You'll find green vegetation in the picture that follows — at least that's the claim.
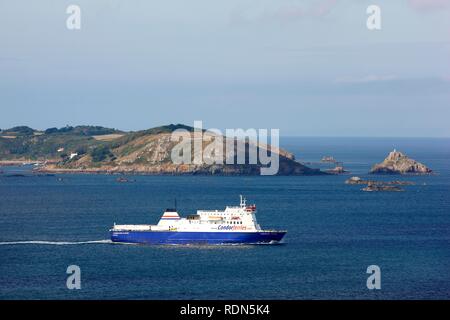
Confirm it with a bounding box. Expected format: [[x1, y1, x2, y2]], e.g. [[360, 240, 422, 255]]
[[0, 124, 191, 161], [44, 125, 122, 136], [0, 126, 37, 136], [0, 125, 121, 160], [110, 124, 194, 148], [90, 145, 114, 162]]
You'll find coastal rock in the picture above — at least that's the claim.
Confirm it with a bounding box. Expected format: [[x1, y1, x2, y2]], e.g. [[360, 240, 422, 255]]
[[346, 176, 415, 192], [370, 150, 432, 175], [321, 156, 337, 163], [345, 176, 365, 184], [345, 176, 415, 186], [326, 165, 348, 175], [362, 182, 404, 192]]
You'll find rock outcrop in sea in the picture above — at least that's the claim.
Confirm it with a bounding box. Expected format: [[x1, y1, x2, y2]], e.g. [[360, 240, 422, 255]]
[[345, 176, 414, 186], [370, 150, 432, 175], [326, 165, 348, 175], [362, 183, 404, 192], [345, 176, 415, 192]]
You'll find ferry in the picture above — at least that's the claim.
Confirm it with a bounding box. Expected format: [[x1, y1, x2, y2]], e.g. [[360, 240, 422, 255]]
[[110, 196, 286, 245]]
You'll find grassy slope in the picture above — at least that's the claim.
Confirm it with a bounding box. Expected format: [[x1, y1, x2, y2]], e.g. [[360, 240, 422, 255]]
[[0, 124, 193, 161], [0, 125, 123, 160]]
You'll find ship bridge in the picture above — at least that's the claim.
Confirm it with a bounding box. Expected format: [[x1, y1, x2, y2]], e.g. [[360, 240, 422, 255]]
[[192, 195, 260, 231]]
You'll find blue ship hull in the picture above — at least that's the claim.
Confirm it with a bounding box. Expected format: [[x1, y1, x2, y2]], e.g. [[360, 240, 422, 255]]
[[110, 230, 286, 245]]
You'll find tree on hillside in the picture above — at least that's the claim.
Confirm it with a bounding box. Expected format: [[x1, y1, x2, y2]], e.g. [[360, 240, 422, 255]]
[[90, 145, 113, 162]]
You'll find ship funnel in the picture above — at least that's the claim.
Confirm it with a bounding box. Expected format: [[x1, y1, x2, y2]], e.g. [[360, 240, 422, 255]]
[[161, 208, 180, 220]]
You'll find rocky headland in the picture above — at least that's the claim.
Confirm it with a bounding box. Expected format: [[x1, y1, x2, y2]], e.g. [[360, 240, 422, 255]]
[[1, 124, 326, 176]]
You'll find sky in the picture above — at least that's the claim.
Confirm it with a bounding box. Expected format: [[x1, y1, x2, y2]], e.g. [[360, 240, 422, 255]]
[[0, 0, 449, 137]]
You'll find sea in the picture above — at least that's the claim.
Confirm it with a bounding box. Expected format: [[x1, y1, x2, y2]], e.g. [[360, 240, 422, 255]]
[[0, 137, 449, 299]]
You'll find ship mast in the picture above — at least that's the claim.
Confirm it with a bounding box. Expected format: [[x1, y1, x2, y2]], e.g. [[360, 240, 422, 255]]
[[240, 194, 246, 207]]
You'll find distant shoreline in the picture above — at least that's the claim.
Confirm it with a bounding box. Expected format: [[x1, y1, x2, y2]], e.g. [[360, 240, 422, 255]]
[[0, 161, 326, 176], [0, 160, 41, 166], [0, 160, 57, 166], [33, 167, 327, 176]]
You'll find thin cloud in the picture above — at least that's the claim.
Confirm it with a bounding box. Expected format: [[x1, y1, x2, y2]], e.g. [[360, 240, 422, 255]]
[[230, 0, 339, 25], [407, 0, 450, 12], [334, 75, 398, 84], [312, 0, 338, 17]]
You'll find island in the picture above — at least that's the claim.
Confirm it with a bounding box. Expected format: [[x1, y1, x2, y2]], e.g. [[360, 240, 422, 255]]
[[0, 124, 326, 176], [370, 149, 432, 175]]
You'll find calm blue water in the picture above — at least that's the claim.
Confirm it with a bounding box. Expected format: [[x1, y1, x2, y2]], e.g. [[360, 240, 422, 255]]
[[0, 137, 449, 299]]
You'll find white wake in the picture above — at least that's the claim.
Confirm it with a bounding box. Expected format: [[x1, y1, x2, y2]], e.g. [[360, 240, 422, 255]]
[[0, 239, 112, 246]]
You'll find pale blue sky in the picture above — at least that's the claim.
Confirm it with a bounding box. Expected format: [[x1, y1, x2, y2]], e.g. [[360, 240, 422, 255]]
[[1, 0, 449, 136]]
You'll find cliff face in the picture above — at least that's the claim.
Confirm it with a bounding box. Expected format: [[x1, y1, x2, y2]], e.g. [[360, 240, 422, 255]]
[[39, 126, 325, 176], [370, 150, 432, 174]]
